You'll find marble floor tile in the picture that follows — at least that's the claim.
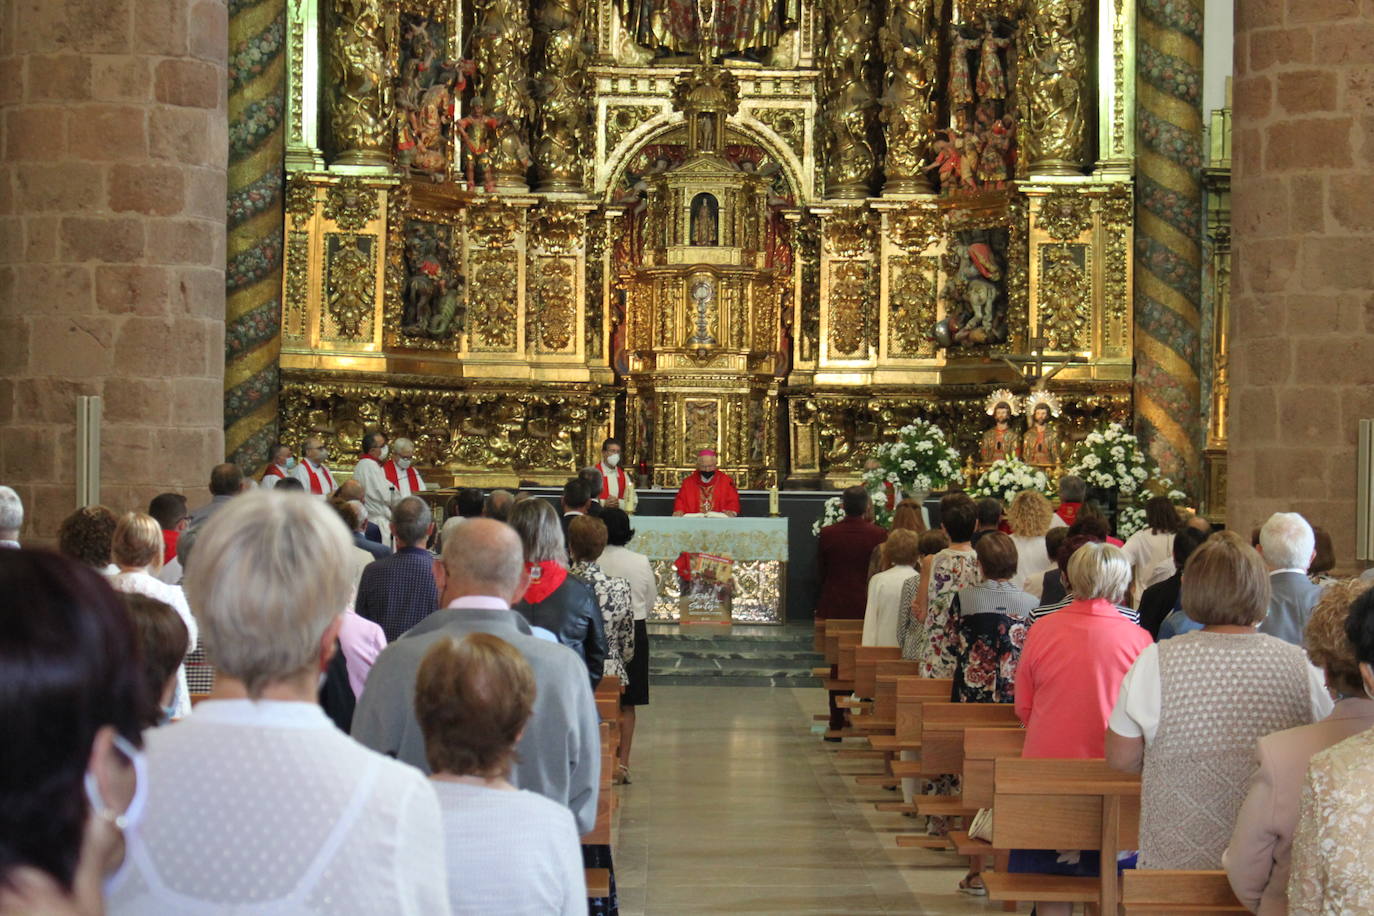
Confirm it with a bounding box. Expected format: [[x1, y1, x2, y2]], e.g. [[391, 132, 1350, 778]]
[[611, 685, 997, 915]]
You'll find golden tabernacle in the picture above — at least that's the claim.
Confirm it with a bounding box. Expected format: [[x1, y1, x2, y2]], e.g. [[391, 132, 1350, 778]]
[[274, 0, 1230, 507]]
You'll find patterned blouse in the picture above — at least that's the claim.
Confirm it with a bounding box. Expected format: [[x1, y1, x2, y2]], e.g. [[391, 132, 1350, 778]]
[[1289, 726, 1374, 913], [911, 547, 981, 678], [570, 560, 634, 684]]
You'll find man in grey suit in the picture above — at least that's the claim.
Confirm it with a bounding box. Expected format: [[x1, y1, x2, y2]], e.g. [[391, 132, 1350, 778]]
[[1257, 511, 1321, 646], [352, 518, 601, 833]]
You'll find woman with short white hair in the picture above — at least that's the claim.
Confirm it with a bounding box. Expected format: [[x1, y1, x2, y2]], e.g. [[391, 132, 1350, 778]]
[[1008, 542, 1153, 915], [107, 511, 198, 719], [106, 491, 450, 915]]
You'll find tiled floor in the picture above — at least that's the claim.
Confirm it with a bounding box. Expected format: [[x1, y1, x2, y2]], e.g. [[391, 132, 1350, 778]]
[[613, 686, 998, 915]]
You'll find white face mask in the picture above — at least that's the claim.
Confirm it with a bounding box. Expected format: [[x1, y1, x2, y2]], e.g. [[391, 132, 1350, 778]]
[[282, 457, 296, 470], [378, 445, 389, 461], [396, 457, 412, 470], [85, 732, 148, 894], [605, 452, 621, 467]]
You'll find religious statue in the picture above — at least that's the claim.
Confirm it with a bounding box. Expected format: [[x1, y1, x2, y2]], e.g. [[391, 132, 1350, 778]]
[[456, 101, 500, 192], [327, 0, 389, 165], [980, 389, 1020, 464], [976, 24, 1013, 100], [691, 194, 719, 246], [1020, 389, 1064, 468], [1023, 0, 1088, 173], [532, 0, 585, 191], [820, 0, 877, 197], [401, 222, 464, 339], [394, 16, 475, 180], [948, 26, 982, 110], [620, 0, 800, 60], [472, 0, 533, 185], [976, 113, 1016, 186]]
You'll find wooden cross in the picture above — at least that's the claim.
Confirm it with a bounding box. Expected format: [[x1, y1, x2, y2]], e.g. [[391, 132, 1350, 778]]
[[999, 335, 1086, 386]]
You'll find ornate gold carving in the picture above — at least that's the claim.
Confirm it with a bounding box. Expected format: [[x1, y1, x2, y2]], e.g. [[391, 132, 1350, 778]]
[[750, 107, 806, 158], [1112, 0, 1125, 156], [323, 178, 379, 231], [889, 204, 942, 253], [1103, 186, 1132, 353], [532, 0, 586, 191], [606, 105, 661, 153], [684, 400, 719, 452], [327, 0, 389, 165], [878, 0, 936, 192], [472, 0, 533, 185], [469, 200, 520, 246], [1021, 0, 1088, 174], [531, 204, 584, 255], [828, 261, 868, 356], [888, 254, 937, 357], [284, 230, 311, 339], [586, 217, 605, 360], [1037, 189, 1093, 241], [286, 174, 316, 229], [531, 258, 576, 351], [820, 0, 877, 196], [324, 233, 376, 339], [289, 1, 305, 145], [1039, 243, 1091, 351], [469, 249, 520, 350], [824, 208, 874, 259]]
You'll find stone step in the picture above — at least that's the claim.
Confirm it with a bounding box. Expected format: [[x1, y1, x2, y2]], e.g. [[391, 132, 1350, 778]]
[[645, 624, 823, 687]]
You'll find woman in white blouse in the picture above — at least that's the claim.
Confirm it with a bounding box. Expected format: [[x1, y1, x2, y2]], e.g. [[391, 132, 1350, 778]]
[[418, 632, 586, 915], [1006, 491, 1059, 598], [107, 512, 199, 719], [862, 528, 919, 646], [106, 491, 450, 916], [1120, 496, 1181, 597]]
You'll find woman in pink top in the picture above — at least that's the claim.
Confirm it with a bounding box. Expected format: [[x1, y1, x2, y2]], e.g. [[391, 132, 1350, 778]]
[[1010, 542, 1152, 915]]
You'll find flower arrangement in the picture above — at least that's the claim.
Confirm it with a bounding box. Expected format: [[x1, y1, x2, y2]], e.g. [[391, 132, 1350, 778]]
[[811, 496, 845, 537], [1064, 422, 1189, 538], [861, 418, 964, 502], [967, 456, 1054, 505]]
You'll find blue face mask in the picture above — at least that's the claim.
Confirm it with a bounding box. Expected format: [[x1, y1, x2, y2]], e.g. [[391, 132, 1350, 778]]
[[283, 457, 297, 471]]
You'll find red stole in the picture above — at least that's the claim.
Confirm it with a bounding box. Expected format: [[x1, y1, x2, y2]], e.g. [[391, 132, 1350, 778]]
[[673, 471, 740, 515], [384, 459, 420, 492], [521, 560, 567, 604], [1056, 501, 1081, 526], [302, 460, 334, 495], [599, 464, 627, 500], [263, 464, 286, 480]]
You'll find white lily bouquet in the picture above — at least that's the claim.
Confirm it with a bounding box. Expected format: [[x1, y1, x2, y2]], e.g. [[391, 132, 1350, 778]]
[[968, 456, 1053, 504]]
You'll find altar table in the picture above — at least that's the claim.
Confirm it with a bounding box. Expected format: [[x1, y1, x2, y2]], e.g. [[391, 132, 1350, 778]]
[[630, 517, 789, 624]]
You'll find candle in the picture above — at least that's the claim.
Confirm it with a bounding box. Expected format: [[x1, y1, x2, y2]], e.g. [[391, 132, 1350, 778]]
[[769, 485, 779, 517]]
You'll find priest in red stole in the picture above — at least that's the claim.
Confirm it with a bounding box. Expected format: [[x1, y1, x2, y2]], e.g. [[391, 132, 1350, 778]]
[[672, 449, 740, 517]]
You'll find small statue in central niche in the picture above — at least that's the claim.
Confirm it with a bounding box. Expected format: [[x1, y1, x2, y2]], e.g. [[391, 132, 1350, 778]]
[[691, 193, 719, 245]]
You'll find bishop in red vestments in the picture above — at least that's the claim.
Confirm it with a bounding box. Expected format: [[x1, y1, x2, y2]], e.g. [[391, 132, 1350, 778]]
[[672, 449, 740, 517]]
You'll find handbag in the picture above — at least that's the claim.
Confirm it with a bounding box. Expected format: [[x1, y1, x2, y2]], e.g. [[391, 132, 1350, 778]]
[[968, 807, 994, 843]]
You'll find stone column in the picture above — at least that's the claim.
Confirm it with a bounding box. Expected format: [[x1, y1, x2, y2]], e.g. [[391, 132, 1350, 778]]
[[1229, 2, 1374, 567], [1133, 0, 1203, 491], [0, 0, 228, 541]]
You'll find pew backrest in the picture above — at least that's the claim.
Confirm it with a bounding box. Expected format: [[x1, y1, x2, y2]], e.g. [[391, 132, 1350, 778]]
[[1121, 870, 1248, 914], [853, 646, 902, 696], [962, 727, 1026, 809], [893, 677, 955, 743], [917, 702, 1022, 775]]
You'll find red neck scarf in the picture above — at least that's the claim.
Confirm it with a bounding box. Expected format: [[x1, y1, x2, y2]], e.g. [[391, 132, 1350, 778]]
[[599, 463, 627, 500], [302, 460, 333, 495], [384, 459, 420, 492], [521, 560, 567, 604]]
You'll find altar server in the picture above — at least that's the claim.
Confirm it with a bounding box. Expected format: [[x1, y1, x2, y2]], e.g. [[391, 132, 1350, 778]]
[[597, 437, 637, 513], [290, 435, 336, 495], [672, 449, 740, 517]]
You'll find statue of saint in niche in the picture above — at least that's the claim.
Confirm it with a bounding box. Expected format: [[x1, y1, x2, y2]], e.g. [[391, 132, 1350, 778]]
[[1020, 390, 1063, 468], [980, 390, 1020, 465], [691, 193, 719, 246], [621, 0, 801, 60]]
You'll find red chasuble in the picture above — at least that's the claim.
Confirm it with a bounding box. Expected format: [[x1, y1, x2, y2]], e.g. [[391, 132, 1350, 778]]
[[673, 470, 741, 515]]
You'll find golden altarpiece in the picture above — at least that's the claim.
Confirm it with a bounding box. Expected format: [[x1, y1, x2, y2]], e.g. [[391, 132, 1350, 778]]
[[276, 0, 1171, 489]]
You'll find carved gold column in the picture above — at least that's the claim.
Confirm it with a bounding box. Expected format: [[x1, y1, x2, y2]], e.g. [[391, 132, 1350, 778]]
[[532, 0, 586, 192], [327, 0, 390, 168], [1021, 0, 1088, 175], [820, 0, 877, 198], [474, 0, 534, 190], [879, 0, 936, 194]]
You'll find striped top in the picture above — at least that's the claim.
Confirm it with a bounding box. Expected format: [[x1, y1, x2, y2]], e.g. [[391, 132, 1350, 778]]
[[1029, 591, 1140, 626]]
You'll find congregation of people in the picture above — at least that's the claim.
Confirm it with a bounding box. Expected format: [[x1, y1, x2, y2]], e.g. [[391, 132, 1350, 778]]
[[821, 475, 1374, 911], [0, 433, 656, 915]]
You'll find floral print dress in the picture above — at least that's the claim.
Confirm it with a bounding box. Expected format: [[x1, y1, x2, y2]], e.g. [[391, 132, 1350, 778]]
[[914, 547, 980, 678], [570, 560, 635, 683]]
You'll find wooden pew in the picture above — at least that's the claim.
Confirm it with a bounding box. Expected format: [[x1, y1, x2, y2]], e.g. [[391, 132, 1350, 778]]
[[581, 721, 616, 901], [910, 703, 1021, 821], [982, 758, 1141, 909], [869, 675, 953, 756], [946, 727, 1025, 908], [1121, 871, 1247, 914], [822, 621, 865, 738], [853, 646, 902, 699]]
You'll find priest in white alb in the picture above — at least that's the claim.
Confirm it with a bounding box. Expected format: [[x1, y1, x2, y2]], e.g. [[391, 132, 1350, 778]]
[[596, 437, 637, 513], [351, 431, 395, 544], [289, 436, 336, 495], [382, 437, 427, 505]]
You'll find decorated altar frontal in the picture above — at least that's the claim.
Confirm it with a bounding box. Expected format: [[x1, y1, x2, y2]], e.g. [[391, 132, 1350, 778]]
[[631, 517, 789, 624]]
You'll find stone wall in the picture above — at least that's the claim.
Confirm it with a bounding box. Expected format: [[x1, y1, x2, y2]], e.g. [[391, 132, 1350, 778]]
[[1229, 0, 1374, 568], [0, 0, 228, 541]]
